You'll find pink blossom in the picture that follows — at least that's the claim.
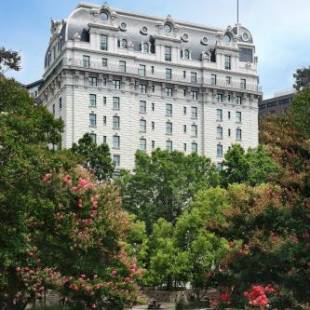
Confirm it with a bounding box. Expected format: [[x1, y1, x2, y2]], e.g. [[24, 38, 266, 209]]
[[42, 173, 52, 183], [63, 175, 72, 186]]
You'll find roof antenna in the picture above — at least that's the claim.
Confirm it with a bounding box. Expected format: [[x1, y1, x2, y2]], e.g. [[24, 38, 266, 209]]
[[237, 0, 240, 24]]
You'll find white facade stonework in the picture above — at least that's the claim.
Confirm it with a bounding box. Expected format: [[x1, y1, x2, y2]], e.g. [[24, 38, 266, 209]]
[[39, 3, 261, 170]]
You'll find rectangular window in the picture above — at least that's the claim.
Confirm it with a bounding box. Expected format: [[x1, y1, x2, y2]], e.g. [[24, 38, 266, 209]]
[[166, 87, 173, 97], [191, 72, 198, 83], [191, 124, 198, 137], [152, 121, 155, 130], [165, 46, 172, 61], [191, 107, 198, 119], [59, 97, 62, 110], [227, 94, 231, 102], [140, 84, 147, 94], [211, 74, 217, 85], [184, 143, 187, 152], [166, 140, 173, 151], [224, 55, 232, 70], [103, 135, 107, 144], [192, 142, 198, 153], [183, 88, 187, 97], [113, 97, 120, 110], [191, 91, 198, 101], [236, 128, 242, 141], [139, 100, 147, 114], [241, 78, 247, 90], [113, 154, 120, 167], [83, 55, 90, 68], [138, 64, 146, 77], [217, 126, 223, 139], [103, 96, 107, 105], [228, 111, 231, 119], [139, 138, 146, 151], [113, 116, 120, 130], [152, 102, 155, 111], [89, 77, 97, 87], [151, 66, 155, 74], [113, 135, 120, 149], [166, 68, 172, 80], [89, 133, 97, 144], [183, 107, 187, 115], [89, 113, 97, 127], [89, 94, 96, 107], [217, 93, 224, 102], [236, 111, 242, 123], [183, 71, 187, 79], [103, 116, 107, 125], [226, 76, 231, 85], [119, 60, 126, 73], [166, 103, 173, 117], [102, 58, 108, 67], [140, 119, 146, 133], [228, 128, 231, 137], [216, 109, 223, 122], [152, 140, 155, 149], [113, 80, 121, 89], [183, 125, 187, 133], [166, 122, 173, 135], [100, 35, 108, 51], [152, 85, 155, 92], [236, 96, 242, 105], [217, 144, 223, 158]]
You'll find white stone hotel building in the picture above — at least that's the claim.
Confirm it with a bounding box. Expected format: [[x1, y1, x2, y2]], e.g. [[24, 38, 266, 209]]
[[38, 2, 261, 170]]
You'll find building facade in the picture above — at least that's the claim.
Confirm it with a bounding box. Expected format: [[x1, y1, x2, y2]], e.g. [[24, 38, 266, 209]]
[[260, 90, 295, 117], [39, 3, 261, 170]]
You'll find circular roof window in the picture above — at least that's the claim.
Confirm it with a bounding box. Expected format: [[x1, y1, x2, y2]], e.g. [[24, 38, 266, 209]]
[[181, 33, 189, 42], [242, 32, 250, 41], [120, 22, 127, 31], [201, 36, 209, 45], [141, 26, 148, 35], [100, 11, 109, 21], [164, 23, 172, 33]]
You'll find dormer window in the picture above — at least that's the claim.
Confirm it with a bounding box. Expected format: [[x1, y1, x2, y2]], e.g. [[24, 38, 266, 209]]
[[100, 11, 109, 21], [224, 34, 232, 43], [142, 42, 149, 53], [184, 49, 190, 59], [164, 23, 173, 33]]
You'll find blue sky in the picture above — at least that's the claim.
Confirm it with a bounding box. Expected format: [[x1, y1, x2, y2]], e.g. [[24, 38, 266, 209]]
[[1, 0, 310, 98]]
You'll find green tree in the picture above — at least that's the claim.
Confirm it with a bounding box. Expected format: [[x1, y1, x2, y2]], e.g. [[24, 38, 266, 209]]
[[120, 149, 219, 232], [290, 88, 310, 139], [293, 66, 310, 90], [0, 47, 21, 75], [221, 144, 279, 187], [71, 133, 114, 181]]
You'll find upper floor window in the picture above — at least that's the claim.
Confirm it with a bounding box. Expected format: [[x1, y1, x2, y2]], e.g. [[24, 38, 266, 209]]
[[142, 42, 149, 53], [191, 124, 198, 137], [191, 90, 198, 101], [166, 140, 173, 152], [83, 55, 90, 68], [100, 35, 108, 51], [139, 138, 147, 151], [236, 128, 242, 141], [140, 100, 147, 114], [113, 80, 121, 89], [140, 84, 147, 94], [89, 76, 97, 87], [241, 78, 247, 90], [151, 66, 155, 74], [166, 122, 173, 135], [89, 113, 97, 127], [140, 119, 146, 133], [183, 106, 187, 115], [102, 58, 108, 67], [217, 126, 223, 140], [152, 102, 155, 111], [236, 96, 242, 105], [216, 109, 223, 122], [183, 71, 187, 79], [119, 60, 126, 73], [191, 107, 198, 119], [236, 111, 242, 123], [138, 64, 146, 77], [184, 49, 190, 59], [191, 72, 198, 83], [113, 135, 120, 149], [166, 87, 173, 97], [211, 74, 217, 85], [165, 46, 172, 61], [217, 93, 224, 102], [121, 39, 127, 49], [166, 68, 172, 80], [166, 103, 173, 117], [225, 55, 232, 70], [217, 144, 223, 158], [113, 97, 120, 110], [226, 76, 231, 86], [89, 94, 96, 108], [113, 116, 120, 130], [58, 97, 62, 110], [192, 142, 198, 153], [52, 104, 55, 115]]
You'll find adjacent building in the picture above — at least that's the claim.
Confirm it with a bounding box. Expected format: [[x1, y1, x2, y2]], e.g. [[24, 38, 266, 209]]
[[259, 90, 295, 117], [38, 3, 261, 170]]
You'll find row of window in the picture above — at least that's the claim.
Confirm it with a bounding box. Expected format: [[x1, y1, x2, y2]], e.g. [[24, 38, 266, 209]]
[[216, 109, 242, 123], [217, 126, 242, 141]]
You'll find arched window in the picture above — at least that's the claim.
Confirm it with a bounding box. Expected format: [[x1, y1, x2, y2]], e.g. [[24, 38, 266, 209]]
[[142, 42, 149, 53], [184, 49, 190, 59], [100, 11, 109, 21]]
